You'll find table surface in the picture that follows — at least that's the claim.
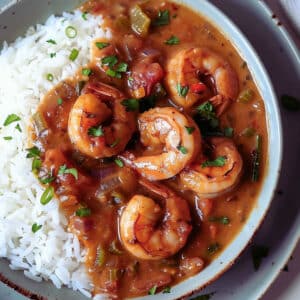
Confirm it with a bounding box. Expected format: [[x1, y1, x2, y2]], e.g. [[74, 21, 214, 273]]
[[0, 1, 299, 300]]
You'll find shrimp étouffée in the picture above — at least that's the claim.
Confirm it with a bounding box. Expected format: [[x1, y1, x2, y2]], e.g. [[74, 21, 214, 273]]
[[166, 47, 239, 115], [120, 179, 192, 260], [68, 82, 135, 158], [180, 137, 243, 198], [121, 107, 201, 180]]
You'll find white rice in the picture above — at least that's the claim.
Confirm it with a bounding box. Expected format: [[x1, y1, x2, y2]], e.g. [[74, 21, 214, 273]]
[[0, 10, 111, 298]]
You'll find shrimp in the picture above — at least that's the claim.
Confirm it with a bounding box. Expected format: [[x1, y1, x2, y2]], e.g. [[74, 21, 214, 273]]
[[166, 47, 239, 115], [119, 179, 192, 260], [68, 82, 135, 158], [121, 107, 201, 180], [180, 137, 243, 198]]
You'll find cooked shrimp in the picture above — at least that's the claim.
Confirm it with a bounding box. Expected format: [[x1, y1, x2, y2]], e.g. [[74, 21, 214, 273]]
[[68, 82, 135, 158], [166, 47, 239, 115], [120, 179, 192, 260], [180, 137, 243, 198], [121, 107, 201, 180]]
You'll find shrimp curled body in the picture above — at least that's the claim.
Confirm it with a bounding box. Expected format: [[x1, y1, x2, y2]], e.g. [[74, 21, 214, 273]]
[[68, 82, 135, 158], [180, 137, 243, 198], [166, 47, 239, 115], [122, 107, 201, 180], [120, 179, 192, 260]]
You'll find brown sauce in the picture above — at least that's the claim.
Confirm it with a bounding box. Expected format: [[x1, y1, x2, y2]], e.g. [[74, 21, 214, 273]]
[[30, 0, 268, 298]]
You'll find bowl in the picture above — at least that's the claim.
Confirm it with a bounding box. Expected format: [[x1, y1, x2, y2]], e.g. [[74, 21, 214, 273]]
[[0, 0, 282, 299]]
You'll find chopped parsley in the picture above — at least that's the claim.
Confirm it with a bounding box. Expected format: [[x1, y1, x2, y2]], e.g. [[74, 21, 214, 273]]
[[251, 245, 269, 270], [177, 145, 188, 154], [148, 285, 157, 295], [209, 216, 230, 225], [121, 98, 139, 111], [3, 136, 12, 140], [39, 174, 55, 184], [224, 127, 233, 137], [162, 287, 171, 294], [281, 94, 300, 111], [82, 68, 92, 76], [95, 42, 110, 49], [196, 101, 219, 128], [46, 39, 56, 44], [50, 52, 56, 58], [26, 146, 40, 158], [76, 207, 91, 217], [101, 55, 127, 78], [207, 243, 220, 255], [15, 124, 22, 132], [32, 157, 42, 172], [82, 11, 88, 20], [32, 223, 42, 233], [185, 126, 195, 134], [153, 10, 170, 26], [177, 83, 189, 97], [65, 25, 77, 38], [165, 35, 180, 45], [40, 186, 54, 205], [88, 125, 104, 137], [69, 48, 79, 61], [114, 158, 124, 168], [57, 98, 63, 105], [3, 114, 21, 126], [58, 165, 78, 180], [201, 156, 226, 168]]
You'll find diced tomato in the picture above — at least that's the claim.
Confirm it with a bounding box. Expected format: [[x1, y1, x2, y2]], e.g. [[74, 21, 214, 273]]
[[190, 82, 206, 94]]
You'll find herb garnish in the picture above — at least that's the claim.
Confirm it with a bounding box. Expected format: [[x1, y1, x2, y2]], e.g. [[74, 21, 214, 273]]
[[281, 94, 300, 111], [251, 245, 269, 270], [46, 39, 56, 44], [26, 146, 40, 158], [114, 158, 124, 168], [47, 73, 54, 81], [121, 98, 139, 111], [82, 12, 88, 20], [101, 55, 128, 78], [58, 165, 78, 180], [95, 42, 110, 49], [177, 83, 189, 97], [153, 10, 170, 26], [207, 243, 220, 255], [76, 207, 91, 217], [148, 285, 157, 295], [177, 145, 188, 154], [185, 126, 195, 134], [32, 223, 42, 233], [32, 157, 42, 173], [40, 186, 54, 205], [165, 35, 180, 45], [65, 26, 77, 38], [82, 68, 92, 76], [39, 174, 55, 184], [57, 98, 63, 105], [209, 216, 230, 225], [69, 48, 79, 61], [101, 55, 118, 68], [3, 114, 21, 126], [3, 136, 12, 140], [201, 156, 226, 168], [50, 53, 56, 58], [162, 287, 171, 293], [196, 101, 219, 128], [88, 125, 104, 137]]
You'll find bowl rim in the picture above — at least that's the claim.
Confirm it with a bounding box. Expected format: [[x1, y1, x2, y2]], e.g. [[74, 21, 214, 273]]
[[0, 0, 283, 299]]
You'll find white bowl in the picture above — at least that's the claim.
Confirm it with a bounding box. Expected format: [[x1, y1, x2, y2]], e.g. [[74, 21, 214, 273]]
[[0, 0, 282, 299]]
